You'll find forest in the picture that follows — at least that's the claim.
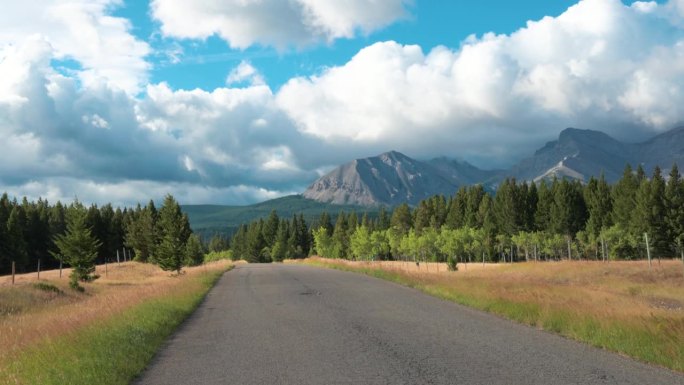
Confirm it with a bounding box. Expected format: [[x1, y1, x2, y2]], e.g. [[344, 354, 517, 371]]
[[0, 194, 203, 276], [1, 163, 683, 274], [230, 164, 684, 265]]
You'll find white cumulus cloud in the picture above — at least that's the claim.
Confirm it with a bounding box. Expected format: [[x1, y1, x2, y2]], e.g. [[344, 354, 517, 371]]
[[151, 0, 411, 49], [277, 0, 684, 166]]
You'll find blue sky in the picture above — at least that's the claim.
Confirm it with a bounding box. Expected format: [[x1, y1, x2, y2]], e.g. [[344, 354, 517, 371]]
[[116, 0, 584, 91], [0, 0, 682, 206]]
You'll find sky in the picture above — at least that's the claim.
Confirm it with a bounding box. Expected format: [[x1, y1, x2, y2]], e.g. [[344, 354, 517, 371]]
[[1, 0, 683, 207]]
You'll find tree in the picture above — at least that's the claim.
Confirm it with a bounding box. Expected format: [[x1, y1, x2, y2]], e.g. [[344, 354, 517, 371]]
[[390, 204, 412, 234], [271, 220, 290, 261], [350, 225, 373, 260], [332, 212, 349, 259], [612, 164, 638, 230], [6, 205, 28, 271], [262, 210, 279, 247], [312, 226, 333, 259], [185, 234, 205, 266], [665, 164, 684, 260], [584, 174, 613, 238], [51, 204, 101, 291], [125, 204, 158, 263], [156, 195, 190, 273]]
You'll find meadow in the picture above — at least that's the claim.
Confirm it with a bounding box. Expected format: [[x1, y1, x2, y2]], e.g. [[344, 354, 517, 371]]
[[300, 258, 684, 372], [0, 260, 232, 385]]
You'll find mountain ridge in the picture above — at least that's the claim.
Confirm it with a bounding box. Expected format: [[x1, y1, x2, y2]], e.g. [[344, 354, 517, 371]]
[[303, 126, 684, 207]]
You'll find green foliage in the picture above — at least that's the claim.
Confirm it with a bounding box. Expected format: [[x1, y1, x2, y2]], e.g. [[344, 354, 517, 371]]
[[203, 250, 233, 262], [350, 225, 373, 260], [156, 195, 191, 274], [229, 162, 683, 263], [185, 234, 205, 266], [51, 204, 102, 291]]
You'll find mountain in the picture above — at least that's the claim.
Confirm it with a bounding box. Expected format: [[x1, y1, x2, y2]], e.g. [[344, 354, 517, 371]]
[[303, 127, 684, 206], [302, 151, 464, 206], [506, 127, 684, 183]]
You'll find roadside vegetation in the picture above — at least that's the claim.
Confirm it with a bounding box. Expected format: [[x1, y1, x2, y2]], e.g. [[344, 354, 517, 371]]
[[0, 260, 232, 385], [300, 257, 684, 372]]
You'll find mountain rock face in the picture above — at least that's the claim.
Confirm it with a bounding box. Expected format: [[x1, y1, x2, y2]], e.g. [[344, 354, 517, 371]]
[[303, 127, 684, 206], [303, 151, 460, 206]]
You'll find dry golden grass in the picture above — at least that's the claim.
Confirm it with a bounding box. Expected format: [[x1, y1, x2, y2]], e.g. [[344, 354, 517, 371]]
[[301, 257, 684, 371], [0, 260, 232, 369]]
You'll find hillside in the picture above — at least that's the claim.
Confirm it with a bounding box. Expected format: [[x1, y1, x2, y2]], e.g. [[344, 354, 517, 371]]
[[183, 195, 376, 238]]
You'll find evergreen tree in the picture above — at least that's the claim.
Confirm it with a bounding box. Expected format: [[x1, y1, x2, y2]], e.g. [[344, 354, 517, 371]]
[[377, 206, 391, 231], [6, 205, 28, 271], [246, 220, 267, 263], [413, 200, 432, 234], [318, 211, 333, 235], [445, 187, 466, 229], [584, 174, 613, 238], [51, 204, 101, 290], [535, 180, 552, 231], [156, 195, 189, 273], [125, 204, 158, 262], [332, 212, 349, 259], [665, 164, 684, 259], [271, 220, 290, 261], [612, 164, 638, 230], [634, 167, 669, 258], [262, 210, 279, 248], [185, 234, 205, 266], [549, 179, 587, 237], [390, 204, 412, 234]]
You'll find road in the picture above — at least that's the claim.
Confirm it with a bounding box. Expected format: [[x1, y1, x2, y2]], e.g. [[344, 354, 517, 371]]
[[135, 264, 683, 385]]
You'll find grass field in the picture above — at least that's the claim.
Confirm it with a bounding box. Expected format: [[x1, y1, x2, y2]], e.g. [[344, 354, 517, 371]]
[[298, 257, 684, 372], [0, 260, 232, 385]]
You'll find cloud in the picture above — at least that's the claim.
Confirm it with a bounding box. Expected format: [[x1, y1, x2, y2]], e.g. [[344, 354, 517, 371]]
[[0, 0, 150, 94], [3, 0, 684, 206], [276, 0, 684, 167], [227, 61, 265, 86], [150, 0, 411, 49]]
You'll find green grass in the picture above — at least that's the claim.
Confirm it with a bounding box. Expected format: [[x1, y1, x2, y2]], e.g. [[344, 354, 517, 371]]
[[303, 259, 684, 372], [3, 267, 231, 385]]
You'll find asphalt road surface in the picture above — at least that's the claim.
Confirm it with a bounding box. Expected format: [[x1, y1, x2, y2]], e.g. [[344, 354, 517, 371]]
[[136, 264, 683, 385]]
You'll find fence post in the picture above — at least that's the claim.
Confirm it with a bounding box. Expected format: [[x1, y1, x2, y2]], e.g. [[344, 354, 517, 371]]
[[105, 258, 108, 277], [644, 233, 651, 269], [37, 259, 41, 280], [59, 260, 62, 278], [12, 261, 15, 285]]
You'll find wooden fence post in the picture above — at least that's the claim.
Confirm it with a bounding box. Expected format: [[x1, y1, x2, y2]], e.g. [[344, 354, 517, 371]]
[[644, 233, 652, 269], [37, 259, 41, 280], [12, 261, 15, 285]]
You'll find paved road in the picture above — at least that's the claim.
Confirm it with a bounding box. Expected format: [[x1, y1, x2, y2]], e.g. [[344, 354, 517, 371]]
[[136, 264, 683, 385]]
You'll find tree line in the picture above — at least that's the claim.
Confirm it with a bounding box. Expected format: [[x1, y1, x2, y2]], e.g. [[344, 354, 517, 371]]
[[229, 164, 684, 265], [0, 194, 203, 281]]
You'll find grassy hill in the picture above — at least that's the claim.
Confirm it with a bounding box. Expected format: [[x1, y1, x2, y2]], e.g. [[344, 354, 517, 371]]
[[182, 195, 378, 239]]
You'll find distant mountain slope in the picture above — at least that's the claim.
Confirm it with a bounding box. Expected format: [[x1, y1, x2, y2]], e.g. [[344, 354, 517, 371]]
[[504, 128, 636, 183], [183, 195, 374, 238], [303, 151, 462, 206], [302, 126, 684, 206]]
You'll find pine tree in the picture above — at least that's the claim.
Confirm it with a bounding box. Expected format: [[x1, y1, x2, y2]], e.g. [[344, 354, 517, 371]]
[[549, 179, 587, 237], [584, 174, 613, 238], [535, 180, 552, 231], [262, 210, 279, 248], [390, 204, 412, 234], [332, 212, 349, 259], [156, 195, 189, 273], [125, 204, 158, 263], [612, 164, 638, 230], [51, 204, 101, 291], [6, 205, 28, 271], [377, 206, 391, 231], [185, 234, 205, 266], [665, 164, 684, 259]]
